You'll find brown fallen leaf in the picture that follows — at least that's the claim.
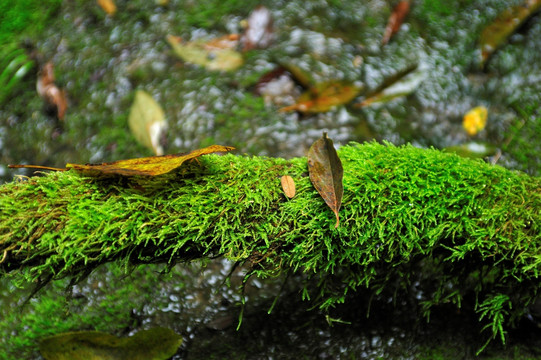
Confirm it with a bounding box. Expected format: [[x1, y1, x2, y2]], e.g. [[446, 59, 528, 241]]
[[279, 81, 362, 113], [97, 0, 117, 15], [307, 132, 343, 228], [382, 0, 410, 46], [280, 175, 296, 199], [36, 62, 68, 120], [9, 145, 235, 177]]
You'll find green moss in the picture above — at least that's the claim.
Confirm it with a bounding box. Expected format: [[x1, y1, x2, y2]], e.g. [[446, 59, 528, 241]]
[[183, 0, 261, 29], [1, 142, 540, 352], [0, 262, 185, 360], [0, 0, 62, 45], [504, 104, 541, 176]]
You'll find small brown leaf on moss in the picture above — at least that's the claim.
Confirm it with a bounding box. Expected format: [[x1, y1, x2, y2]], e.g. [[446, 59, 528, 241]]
[[307, 132, 343, 228], [280, 175, 296, 198]]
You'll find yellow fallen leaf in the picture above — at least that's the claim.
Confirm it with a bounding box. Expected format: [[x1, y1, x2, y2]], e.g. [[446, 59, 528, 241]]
[[463, 106, 488, 136], [97, 0, 116, 15], [128, 90, 167, 156], [66, 145, 235, 177], [166, 34, 243, 72], [9, 145, 235, 177]]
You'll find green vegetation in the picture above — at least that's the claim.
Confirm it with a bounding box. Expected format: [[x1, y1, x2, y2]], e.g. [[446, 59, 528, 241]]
[[504, 103, 541, 176], [1, 142, 540, 354], [0, 263, 182, 360], [183, 0, 261, 29], [0, 44, 35, 106], [0, 0, 62, 45]]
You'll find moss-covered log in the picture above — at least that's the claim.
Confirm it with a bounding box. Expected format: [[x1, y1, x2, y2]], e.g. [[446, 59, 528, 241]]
[[1, 142, 540, 347]]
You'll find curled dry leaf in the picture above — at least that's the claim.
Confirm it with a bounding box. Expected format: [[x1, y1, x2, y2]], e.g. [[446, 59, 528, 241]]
[[66, 145, 235, 177], [37, 62, 68, 120], [307, 132, 343, 228], [279, 61, 361, 113], [280, 81, 362, 113], [241, 5, 274, 51], [10, 145, 235, 177], [382, 0, 410, 46], [280, 175, 296, 198]]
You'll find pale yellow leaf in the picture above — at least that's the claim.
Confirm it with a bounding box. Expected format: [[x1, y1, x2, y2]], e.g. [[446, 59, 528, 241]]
[[128, 90, 167, 155], [166, 35, 243, 72]]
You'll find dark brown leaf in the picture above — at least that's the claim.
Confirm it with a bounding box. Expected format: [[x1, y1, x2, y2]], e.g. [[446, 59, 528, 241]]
[[382, 1, 410, 46], [307, 132, 343, 228]]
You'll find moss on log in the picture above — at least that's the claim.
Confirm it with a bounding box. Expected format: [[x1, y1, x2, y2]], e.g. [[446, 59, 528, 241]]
[[1, 142, 540, 347]]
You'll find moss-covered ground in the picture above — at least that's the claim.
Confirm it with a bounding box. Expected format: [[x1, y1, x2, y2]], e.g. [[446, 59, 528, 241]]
[[1, 142, 540, 358], [1, 0, 541, 358]]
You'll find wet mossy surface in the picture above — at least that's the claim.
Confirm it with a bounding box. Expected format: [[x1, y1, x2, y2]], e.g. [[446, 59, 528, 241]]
[[1, 0, 541, 359], [1, 143, 541, 359]]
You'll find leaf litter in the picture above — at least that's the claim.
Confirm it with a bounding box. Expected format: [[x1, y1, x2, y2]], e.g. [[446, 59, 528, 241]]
[[307, 132, 344, 228], [9, 145, 235, 177]]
